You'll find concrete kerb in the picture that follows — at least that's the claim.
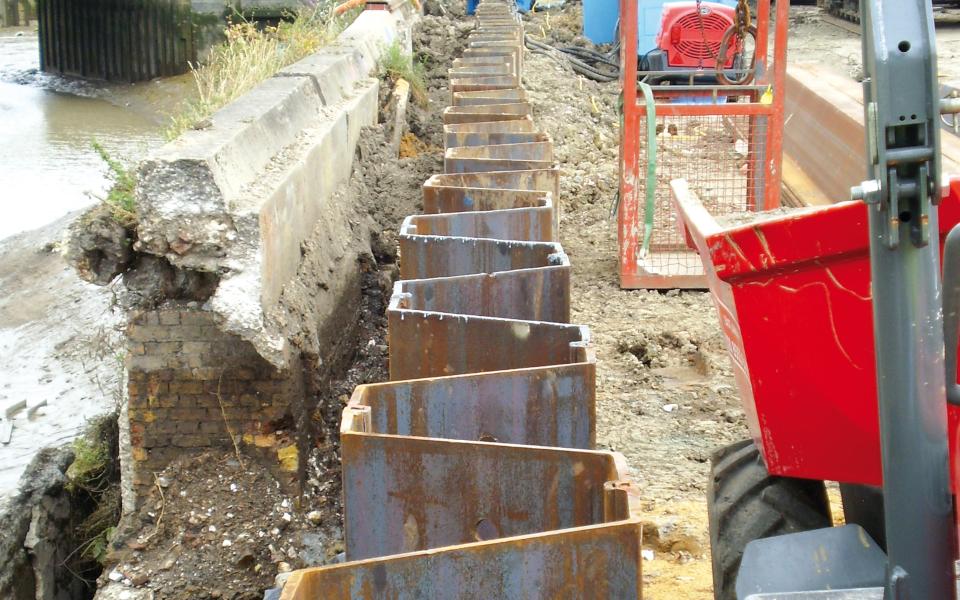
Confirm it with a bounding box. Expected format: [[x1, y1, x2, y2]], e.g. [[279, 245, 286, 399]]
[[207, 82, 380, 367], [135, 75, 324, 272], [278, 49, 367, 106], [132, 5, 419, 368]]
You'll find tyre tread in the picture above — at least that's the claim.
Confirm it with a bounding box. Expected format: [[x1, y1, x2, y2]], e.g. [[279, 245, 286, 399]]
[[707, 440, 831, 600]]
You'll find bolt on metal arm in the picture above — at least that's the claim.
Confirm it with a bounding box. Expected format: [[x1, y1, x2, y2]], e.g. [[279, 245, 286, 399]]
[[853, 1, 954, 599]]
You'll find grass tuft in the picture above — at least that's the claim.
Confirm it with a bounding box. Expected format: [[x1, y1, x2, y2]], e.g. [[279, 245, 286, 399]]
[[67, 436, 109, 493], [66, 424, 121, 567], [166, 5, 359, 140], [378, 40, 429, 107], [91, 141, 137, 227]]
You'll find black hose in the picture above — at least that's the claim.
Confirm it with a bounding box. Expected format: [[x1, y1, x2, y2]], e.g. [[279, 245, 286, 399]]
[[558, 45, 620, 68], [524, 35, 619, 82]]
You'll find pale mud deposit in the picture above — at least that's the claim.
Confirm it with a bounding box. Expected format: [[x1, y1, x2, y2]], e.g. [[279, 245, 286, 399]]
[[0, 214, 123, 510]]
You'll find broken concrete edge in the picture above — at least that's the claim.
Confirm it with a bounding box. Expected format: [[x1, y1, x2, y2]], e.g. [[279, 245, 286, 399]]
[[128, 5, 419, 369]]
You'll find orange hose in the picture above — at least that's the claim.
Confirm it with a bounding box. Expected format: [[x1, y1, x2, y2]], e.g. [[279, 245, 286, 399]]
[[334, 0, 365, 15]]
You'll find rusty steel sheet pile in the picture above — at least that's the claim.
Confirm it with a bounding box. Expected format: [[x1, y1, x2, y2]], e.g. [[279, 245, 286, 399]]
[[280, 2, 645, 598]]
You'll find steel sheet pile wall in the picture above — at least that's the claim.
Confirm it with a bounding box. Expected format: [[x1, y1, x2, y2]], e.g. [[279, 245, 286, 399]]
[[280, 3, 644, 597], [37, 0, 194, 82]]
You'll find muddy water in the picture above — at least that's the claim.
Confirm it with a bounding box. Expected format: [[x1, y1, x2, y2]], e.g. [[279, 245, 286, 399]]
[[0, 29, 181, 507], [0, 29, 165, 241]]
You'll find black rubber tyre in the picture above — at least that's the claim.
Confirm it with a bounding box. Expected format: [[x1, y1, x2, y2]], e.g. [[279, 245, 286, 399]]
[[707, 439, 832, 600]]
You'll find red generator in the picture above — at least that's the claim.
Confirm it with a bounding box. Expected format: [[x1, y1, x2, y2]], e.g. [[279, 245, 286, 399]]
[[645, 2, 739, 79]]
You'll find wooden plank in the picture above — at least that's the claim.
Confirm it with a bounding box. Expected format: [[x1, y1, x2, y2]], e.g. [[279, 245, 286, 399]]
[[785, 64, 960, 205], [0, 419, 12, 445], [781, 153, 832, 207]]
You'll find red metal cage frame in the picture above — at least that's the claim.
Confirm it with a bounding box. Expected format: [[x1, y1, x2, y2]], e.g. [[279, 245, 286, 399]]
[[617, 0, 791, 289]]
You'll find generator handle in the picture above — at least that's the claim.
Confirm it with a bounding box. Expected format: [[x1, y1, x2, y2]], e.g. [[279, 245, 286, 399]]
[[942, 223, 960, 405]]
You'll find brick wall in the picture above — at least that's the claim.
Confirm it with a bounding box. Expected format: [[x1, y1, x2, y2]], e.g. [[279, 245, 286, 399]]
[[124, 305, 303, 499]]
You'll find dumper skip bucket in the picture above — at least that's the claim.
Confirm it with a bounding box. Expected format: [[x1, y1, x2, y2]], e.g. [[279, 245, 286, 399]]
[[672, 178, 960, 486]]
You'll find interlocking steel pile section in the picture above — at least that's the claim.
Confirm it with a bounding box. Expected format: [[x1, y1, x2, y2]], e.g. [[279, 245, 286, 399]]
[[280, 3, 644, 597]]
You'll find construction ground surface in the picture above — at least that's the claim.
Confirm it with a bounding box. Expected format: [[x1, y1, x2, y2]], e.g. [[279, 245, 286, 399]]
[[7, 4, 960, 599]]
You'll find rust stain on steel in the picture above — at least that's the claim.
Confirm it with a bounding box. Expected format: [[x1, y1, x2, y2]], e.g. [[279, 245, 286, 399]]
[[442, 118, 539, 148], [443, 101, 532, 115], [424, 170, 560, 202], [387, 304, 588, 380], [397, 217, 566, 279], [422, 170, 561, 231], [452, 55, 512, 64], [450, 76, 521, 94], [448, 65, 516, 78], [404, 205, 555, 241], [446, 141, 554, 161], [339, 431, 630, 559], [452, 88, 528, 107], [279, 520, 644, 600], [442, 102, 533, 125], [282, 4, 644, 597], [344, 363, 596, 448], [461, 48, 522, 73], [396, 265, 568, 320], [442, 112, 531, 126], [444, 157, 554, 174], [422, 187, 552, 214]]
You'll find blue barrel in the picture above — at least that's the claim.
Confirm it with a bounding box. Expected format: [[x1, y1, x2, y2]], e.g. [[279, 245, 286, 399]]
[[583, 0, 619, 44], [583, 0, 738, 52]]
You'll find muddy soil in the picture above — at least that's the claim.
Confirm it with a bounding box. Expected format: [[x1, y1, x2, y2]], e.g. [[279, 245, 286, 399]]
[[292, 13, 470, 555], [115, 451, 316, 599], [0, 214, 124, 509], [787, 6, 960, 82], [521, 6, 753, 598]]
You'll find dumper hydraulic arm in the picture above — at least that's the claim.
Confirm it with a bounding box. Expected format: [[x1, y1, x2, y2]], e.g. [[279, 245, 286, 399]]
[[853, 0, 954, 598]]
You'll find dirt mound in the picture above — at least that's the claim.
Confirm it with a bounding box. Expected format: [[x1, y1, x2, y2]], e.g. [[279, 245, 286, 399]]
[[112, 451, 319, 600]]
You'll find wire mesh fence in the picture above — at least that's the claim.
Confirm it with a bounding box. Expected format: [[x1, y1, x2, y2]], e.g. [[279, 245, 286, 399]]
[[632, 109, 768, 279]]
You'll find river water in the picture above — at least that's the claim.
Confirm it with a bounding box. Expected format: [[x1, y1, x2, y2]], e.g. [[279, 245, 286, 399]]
[[0, 28, 173, 505], [0, 28, 165, 241]]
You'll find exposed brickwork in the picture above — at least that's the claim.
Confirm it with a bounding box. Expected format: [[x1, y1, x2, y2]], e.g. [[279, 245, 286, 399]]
[[125, 306, 303, 498]]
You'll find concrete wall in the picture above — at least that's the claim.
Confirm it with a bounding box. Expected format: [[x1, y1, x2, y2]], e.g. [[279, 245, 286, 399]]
[[120, 5, 419, 510], [136, 7, 415, 368]]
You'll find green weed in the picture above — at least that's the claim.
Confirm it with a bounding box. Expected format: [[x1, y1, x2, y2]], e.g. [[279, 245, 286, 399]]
[[91, 141, 137, 227], [378, 40, 429, 107], [67, 436, 109, 493]]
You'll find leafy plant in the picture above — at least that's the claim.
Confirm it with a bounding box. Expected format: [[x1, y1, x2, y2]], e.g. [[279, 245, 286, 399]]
[[81, 523, 117, 564], [378, 40, 429, 107], [91, 140, 137, 227]]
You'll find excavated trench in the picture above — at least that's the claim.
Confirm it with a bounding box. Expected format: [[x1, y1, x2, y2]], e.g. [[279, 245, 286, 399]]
[[29, 12, 471, 600], [295, 11, 471, 549]]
